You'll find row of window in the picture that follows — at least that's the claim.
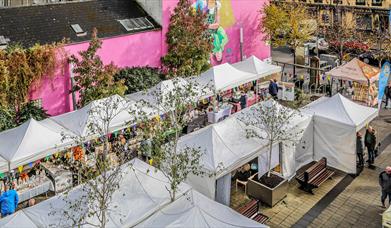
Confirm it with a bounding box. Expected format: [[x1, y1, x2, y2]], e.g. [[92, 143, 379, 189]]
[[0, 0, 79, 7], [310, 0, 383, 6]]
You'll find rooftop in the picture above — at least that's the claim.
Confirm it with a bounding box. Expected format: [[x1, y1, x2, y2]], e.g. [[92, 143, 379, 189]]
[[0, 0, 160, 47]]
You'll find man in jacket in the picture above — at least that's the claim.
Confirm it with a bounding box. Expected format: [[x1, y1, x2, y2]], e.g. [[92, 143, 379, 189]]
[[0, 185, 19, 217], [364, 126, 376, 164], [356, 132, 364, 167], [268, 79, 278, 100], [379, 167, 391, 208], [385, 81, 391, 109]]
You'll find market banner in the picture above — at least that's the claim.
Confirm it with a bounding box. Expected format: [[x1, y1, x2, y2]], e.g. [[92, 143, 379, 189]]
[[378, 62, 391, 109]]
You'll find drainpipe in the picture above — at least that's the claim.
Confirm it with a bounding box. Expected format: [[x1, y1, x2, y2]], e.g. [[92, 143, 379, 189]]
[[70, 63, 77, 111], [240, 26, 244, 61]]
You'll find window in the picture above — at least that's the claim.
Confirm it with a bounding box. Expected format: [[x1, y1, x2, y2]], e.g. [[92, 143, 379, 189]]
[[1, 0, 81, 8], [118, 17, 154, 32], [322, 13, 330, 24], [372, 0, 382, 6], [356, 14, 372, 31], [314, 0, 323, 3], [356, 0, 366, 5]]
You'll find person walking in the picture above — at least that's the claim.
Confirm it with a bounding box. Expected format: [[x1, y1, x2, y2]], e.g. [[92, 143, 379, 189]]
[[0, 184, 19, 217], [356, 132, 364, 167], [379, 167, 391, 208], [365, 126, 376, 164], [268, 79, 278, 100], [385, 81, 391, 109]]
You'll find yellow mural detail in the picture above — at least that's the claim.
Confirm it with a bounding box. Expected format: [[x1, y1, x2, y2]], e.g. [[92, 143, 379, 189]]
[[219, 0, 235, 28]]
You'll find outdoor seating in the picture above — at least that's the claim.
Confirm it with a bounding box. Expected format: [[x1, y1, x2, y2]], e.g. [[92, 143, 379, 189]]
[[296, 157, 335, 194], [237, 199, 269, 224]]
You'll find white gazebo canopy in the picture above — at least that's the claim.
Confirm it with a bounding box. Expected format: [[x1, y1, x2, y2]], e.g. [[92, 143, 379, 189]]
[[301, 93, 378, 173], [49, 95, 134, 138], [0, 159, 266, 228], [232, 55, 281, 79], [137, 189, 266, 228], [194, 63, 257, 92], [0, 118, 75, 172], [127, 78, 212, 113]]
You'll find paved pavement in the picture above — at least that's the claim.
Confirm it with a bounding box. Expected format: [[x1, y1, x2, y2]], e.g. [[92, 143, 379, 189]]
[[231, 108, 391, 228]]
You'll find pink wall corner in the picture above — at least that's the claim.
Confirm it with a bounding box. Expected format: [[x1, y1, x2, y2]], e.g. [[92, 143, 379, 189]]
[[29, 30, 163, 116], [161, 0, 271, 65]]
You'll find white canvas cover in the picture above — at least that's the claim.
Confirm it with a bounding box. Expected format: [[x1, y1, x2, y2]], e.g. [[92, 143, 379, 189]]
[[232, 55, 282, 79], [1, 159, 191, 227], [179, 117, 267, 199], [50, 95, 134, 138], [302, 94, 378, 173], [137, 190, 267, 228], [0, 118, 75, 172], [0, 210, 38, 228], [194, 63, 257, 92], [126, 78, 211, 113], [0, 159, 267, 228], [302, 94, 378, 131], [235, 100, 313, 179], [326, 58, 379, 83]]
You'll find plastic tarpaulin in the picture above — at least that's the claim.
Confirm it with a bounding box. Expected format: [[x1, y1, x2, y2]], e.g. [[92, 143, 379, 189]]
[[137, 190, 267, 228]]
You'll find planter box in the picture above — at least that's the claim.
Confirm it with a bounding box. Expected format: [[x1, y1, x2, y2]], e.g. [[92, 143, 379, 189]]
[[247, 172, 288, 207]]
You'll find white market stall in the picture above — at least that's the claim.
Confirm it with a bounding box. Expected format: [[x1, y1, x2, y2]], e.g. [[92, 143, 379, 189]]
[[49, 95, 135, 138], [178, 117, 268, 205], [301, 93, 378, 174], [0, 159, 266, 228], [232, 55, 282, 81], [234, 100, 313, 180], [193, 63, 257, 93], [180, 101, 312, 205], [0, 118, 76, 172], [137, 189, 267, 228]]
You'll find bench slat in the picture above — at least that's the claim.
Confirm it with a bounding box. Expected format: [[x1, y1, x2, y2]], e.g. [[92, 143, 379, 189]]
[[252, 213, 269, 224]]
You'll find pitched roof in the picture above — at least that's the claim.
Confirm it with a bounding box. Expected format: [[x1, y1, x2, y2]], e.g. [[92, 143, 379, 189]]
[[0, 0, 160, 47], [326, 58, 379, 83]]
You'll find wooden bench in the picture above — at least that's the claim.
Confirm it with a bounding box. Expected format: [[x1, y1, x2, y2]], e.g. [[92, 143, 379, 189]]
[[296, 157, 335, 194], [237, 199, 269, 224]]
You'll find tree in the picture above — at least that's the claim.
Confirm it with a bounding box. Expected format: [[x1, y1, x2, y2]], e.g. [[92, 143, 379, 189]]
[[162, 0, 212, 78], [323, 19, 364, 63], [70, 28, 126, 107], [138, 79, 207, 202], [260, 3, 314, 77], [114, 66, 164, 95], [237, 100, 302, 177], [368, 25, 391, 67], [50, 95, 133, 227]]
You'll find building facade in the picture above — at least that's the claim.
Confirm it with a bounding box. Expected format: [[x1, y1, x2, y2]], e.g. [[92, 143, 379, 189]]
[[280, 0, 389, 32], [0, 0, 271, 116]]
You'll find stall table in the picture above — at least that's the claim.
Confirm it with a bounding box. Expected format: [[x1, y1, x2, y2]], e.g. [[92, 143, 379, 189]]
[[42, 163, 73, 194], [17, 176, 54, 202], [207, 105, 232, 123]]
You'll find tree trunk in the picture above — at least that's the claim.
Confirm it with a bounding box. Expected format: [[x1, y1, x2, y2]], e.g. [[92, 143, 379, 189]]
[[293, 50, 296, 78], [267, 141, 273, 178]]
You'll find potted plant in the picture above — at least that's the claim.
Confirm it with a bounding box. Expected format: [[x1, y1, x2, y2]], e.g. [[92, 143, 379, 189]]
[[237, 100, 302, 207]]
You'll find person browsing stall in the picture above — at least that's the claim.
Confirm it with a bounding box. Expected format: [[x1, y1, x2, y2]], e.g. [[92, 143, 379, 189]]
[[0, 184, 19, 217]]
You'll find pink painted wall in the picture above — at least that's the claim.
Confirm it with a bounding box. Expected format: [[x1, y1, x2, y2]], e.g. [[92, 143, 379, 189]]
[[162, 0, 271, 64], [29, 30, 162, 116], [30, 0, 271, 116]]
